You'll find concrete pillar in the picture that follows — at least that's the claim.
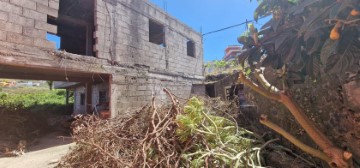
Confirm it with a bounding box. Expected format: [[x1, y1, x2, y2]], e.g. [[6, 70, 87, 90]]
[[65, 90, 69, 105], [86, 83, 93, 114]]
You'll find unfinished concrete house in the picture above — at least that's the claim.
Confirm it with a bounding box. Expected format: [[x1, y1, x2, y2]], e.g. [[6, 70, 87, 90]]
[[0, 0, 204, 117]]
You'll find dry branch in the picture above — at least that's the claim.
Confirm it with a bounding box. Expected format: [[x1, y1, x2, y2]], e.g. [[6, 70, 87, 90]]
[[239, 73, 281, 101], [260, 115, 331, 162], [57, 89, 269, 168], [238, 72, 353, 167], [253, 69, 279, 93]]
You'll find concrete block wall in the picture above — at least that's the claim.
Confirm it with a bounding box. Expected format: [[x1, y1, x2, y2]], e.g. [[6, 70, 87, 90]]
[[94, 0, 204, 77], [0, 0, 205, 118], [0, 0, 58, 49], [111, 73, 193, 116], [191, 84, 206, 97]]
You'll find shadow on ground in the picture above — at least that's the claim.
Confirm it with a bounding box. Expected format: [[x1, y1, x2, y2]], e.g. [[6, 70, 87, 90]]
[[0, 132, 74, 168]]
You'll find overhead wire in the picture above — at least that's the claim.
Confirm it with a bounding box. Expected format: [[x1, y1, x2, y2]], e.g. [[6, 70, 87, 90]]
[[202, 16, 268, 36]]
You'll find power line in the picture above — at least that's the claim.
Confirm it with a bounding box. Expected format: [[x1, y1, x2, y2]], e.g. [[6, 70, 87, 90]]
[[202, 16, 267, 37], [163, 0, 167, 13]]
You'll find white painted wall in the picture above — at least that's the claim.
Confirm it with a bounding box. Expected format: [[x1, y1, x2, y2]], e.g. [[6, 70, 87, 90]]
[[73, 82, 109, 115]]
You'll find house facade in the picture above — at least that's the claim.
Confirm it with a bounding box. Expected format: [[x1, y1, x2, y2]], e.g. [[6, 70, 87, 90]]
[[0, 0, 204, 117], [223, 45, 243, 61], [56, 82, 109, 115]]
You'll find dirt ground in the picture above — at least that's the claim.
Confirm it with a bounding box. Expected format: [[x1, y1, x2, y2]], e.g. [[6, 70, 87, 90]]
[[0, 132, 74, 168]]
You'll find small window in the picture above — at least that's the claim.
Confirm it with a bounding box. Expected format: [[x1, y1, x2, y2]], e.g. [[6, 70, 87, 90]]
[[225, 85, 239, 100], [99, 91, 107, 104], [149, 19, 165, 46], [80, 93, 85, 106], [187, 40, 195, 57]]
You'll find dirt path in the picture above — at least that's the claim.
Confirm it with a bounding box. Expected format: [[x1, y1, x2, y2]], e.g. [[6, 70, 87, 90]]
[[0, 132, 74, 168]]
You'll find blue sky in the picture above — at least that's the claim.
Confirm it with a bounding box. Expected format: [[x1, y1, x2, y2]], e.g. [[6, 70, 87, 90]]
[[48, 0, 265, 62], [150, 0, 265, 62]]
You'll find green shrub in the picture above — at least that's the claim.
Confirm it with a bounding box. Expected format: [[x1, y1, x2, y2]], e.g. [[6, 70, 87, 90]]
[[0, 88, 72, 114], [56, 90, 66, 96], [176, 97, 264, 167]]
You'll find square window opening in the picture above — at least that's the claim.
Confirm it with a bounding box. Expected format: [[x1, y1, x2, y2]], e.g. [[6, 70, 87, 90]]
[[187, 40, 195, 57], [149, 19, 165, 46], [99, 91, 107, 104], [47, 0, 95, 56]]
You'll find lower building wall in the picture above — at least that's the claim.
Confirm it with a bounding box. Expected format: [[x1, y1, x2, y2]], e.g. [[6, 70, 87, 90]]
[[0, 38, 204, 118], [73, 82, 109, 115], [91, 82, 109, 106], [213, 73, 239, 100], [191, 84, 206, 97], [202, 72, 245, 100], [110, 72, 197, 117], [72, 73, 199, 117], [74, 86, 86, 115]]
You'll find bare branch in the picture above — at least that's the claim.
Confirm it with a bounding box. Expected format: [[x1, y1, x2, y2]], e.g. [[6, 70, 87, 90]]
[[253, 69, 280, 93], [260, 115, 331, 163], [238, 71, 353, 168], [238, 73, 281, 101]]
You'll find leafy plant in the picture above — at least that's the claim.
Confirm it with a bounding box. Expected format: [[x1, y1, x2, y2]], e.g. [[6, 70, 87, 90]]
[[214, 60, 228, 70], [238, 0, 360, 80], [235, 1, 360, 167], [176, 97, 270, 167], [204, 62, 212, 68]]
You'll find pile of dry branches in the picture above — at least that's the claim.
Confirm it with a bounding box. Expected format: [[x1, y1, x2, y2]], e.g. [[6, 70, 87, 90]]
[[57, 89, 270, 168]]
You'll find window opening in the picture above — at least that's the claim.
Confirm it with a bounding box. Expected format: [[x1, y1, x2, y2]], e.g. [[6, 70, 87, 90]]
[[47, 0, 95, 56], [99, 91, 107, 104], [187, 40, 195, 57], [149, 19, 165, 47]]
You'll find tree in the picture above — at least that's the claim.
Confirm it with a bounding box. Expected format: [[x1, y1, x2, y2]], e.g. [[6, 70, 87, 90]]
[[214, 60, 228, 72], [237, 0, 360, 167], [240, 0, 360, 79]]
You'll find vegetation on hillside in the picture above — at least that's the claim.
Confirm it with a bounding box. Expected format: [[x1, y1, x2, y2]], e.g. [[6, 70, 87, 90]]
[[0, 86, 72, 157], [205, 60, 244, 76], [0, 87, 73, 114]]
